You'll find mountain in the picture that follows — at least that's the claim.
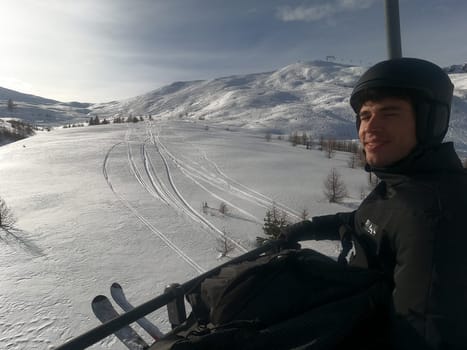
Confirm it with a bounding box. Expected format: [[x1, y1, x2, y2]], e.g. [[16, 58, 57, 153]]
[[90, 60, 467, 152], [0, 86, 91, 125], [1, 60, 467, 151], [91, 61, 365, 140], [444, 63, 467, 74]]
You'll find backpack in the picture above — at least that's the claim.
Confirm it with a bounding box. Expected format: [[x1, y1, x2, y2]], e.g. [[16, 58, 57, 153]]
[[150, 248, 391, 350]]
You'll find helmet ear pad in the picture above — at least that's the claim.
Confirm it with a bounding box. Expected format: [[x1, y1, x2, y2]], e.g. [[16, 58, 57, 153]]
[[415, 101, 449, 146]]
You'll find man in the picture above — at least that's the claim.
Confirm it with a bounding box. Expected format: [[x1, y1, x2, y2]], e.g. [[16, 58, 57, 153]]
[[283, 58, 467, 349]]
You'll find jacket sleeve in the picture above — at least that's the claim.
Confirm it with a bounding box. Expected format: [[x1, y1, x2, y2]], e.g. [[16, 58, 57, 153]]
[[391, 209, 467, 349], [283, 211, 355, 242]]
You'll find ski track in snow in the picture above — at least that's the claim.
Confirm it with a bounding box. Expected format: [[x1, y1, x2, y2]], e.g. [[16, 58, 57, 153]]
[[103, 131, 206, 274], [146, 124, 249, 252], [104, 119, 307, 274], [148, 122, 302, 222]]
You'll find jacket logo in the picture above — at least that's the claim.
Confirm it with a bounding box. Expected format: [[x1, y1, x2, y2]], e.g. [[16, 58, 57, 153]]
[[363, 219, 378, 236]]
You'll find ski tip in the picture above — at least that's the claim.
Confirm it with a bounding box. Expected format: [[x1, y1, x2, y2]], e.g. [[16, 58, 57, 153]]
[[92, 295, 108, 303], [111, 282, 122, 289]]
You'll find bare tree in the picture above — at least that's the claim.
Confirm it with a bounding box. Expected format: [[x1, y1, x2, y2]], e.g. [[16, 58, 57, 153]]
[[324, 139, 336, 159], [219, 202, 228, 215], [216, 229, 235, 258], [300, 208, 309, 220], [347, 152, 358, 168], [0, 197, 16, 231], [323, 168, 348, 203], [289, 131, 299, 146]]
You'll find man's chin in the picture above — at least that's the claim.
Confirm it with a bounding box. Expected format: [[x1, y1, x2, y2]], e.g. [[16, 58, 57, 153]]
[[366, 154, 391, 168]]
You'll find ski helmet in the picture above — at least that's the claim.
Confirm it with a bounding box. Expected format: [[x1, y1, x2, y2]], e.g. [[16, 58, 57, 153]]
[[350, 57, 454, 146]]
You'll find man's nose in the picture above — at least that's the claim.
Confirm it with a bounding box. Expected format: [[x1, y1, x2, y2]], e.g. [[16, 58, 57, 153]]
[[365, 113, 384, 131]]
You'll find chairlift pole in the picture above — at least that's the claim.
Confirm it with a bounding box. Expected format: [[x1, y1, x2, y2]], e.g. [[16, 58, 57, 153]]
[[384, 0, 402, 59]]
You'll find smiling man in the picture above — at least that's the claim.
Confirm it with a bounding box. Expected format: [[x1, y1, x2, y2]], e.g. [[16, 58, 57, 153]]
[[282, 58, 467, 349], [357, 97, 417, 167]]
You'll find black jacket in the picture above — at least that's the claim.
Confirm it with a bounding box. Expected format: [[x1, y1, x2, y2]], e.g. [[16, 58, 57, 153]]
[[348, 142, 467, 349], [293, 142, 467, 349]]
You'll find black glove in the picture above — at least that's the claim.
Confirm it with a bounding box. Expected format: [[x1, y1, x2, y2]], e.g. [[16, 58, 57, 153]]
[[280, 214, 345, 243], [279, 220, 315, 243]]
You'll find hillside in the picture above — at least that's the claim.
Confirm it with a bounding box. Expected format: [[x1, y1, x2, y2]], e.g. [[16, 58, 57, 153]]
[[91, 61, 365, 140], [1, 60, 467, 151], [90, 61, 467, 152], [0, 87, 91, 126]]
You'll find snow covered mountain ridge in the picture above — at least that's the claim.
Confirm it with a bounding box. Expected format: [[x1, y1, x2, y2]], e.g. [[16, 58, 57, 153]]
[[1, 60, 467, 150], [91, 60, 467, 152]]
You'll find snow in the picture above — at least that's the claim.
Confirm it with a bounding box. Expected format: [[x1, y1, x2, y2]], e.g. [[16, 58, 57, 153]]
[[2, 60, 467, 151], [89, 61, 467, 153], [0, 120, 368, 349], [0, 59, 466, 349]]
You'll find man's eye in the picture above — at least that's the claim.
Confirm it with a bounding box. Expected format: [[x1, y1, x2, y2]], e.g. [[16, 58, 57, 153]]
[[359, 114, 370, 121]]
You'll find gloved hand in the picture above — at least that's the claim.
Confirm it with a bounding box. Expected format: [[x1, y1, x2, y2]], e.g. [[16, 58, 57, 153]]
[[280, 214, 344, 243], [279, 220, 316, 243]]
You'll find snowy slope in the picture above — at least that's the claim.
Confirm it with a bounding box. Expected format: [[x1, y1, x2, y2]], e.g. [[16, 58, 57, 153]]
[[0, 120, 368, 349], [2, 60, 467, 151], [91, 61, 467, 152], [0, 86, 91, 126], [91, 61, 364, 140]]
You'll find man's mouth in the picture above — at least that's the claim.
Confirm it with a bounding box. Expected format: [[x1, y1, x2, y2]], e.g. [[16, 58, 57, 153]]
[[365, 141, 388, 151]]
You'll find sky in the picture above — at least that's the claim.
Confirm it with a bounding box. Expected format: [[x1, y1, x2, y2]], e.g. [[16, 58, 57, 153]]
[[1, 0, 466, 103]]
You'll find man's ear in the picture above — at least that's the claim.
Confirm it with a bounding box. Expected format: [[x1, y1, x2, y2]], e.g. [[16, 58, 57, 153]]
[[415, 102, 449, 145]]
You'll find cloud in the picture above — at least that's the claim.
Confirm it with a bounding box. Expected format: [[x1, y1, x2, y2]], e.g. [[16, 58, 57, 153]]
[[276, 0, 375, 22]]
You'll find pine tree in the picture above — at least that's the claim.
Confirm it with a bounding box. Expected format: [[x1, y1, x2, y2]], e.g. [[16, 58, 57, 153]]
[[262, 204, 289, 240], [0, 197, 16, 231]]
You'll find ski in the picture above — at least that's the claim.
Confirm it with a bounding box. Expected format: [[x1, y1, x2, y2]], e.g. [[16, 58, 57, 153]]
[[111, 282, 164, 340], [91, 295, 149, 350]]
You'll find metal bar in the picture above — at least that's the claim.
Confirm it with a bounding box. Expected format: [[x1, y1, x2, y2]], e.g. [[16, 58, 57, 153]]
[[165, 283, 187, 328], [56, 240, 282, 350], [384, 0, 402, 59]]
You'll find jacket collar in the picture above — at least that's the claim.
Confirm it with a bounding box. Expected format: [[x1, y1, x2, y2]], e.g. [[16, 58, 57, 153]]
[[366, 142, 463, 181]]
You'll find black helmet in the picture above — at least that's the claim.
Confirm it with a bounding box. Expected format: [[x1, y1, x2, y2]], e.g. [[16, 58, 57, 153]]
[[350, 57, 454, 146]]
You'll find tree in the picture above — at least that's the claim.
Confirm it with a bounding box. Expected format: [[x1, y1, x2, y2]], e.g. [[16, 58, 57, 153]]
[[216, 229, 235, 258], [289, 131, 299, 146], [219, 202, 228, 215], [324, 139, 336, 159], [202, 201, 209, 214], [260, 204, 290, 242], [7, 98, 15, 112], [0, 197, 16, 231], [265, 132, 272, 142], [323, 168, 348, 203]]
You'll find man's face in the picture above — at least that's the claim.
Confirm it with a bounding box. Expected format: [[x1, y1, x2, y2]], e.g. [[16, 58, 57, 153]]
[[358, 97, 417, 168]]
